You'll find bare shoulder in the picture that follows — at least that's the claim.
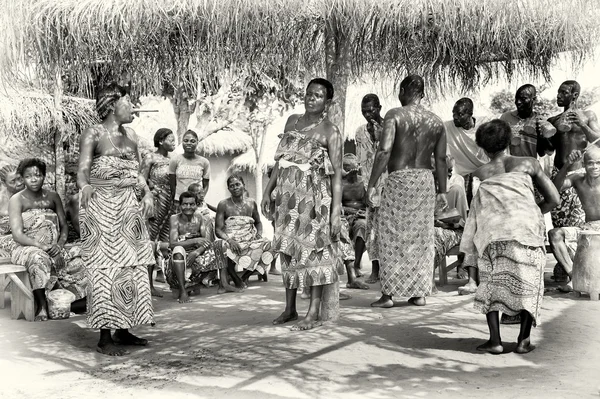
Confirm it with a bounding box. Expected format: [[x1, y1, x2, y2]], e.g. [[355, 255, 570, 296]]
[[384, 107, 403, 119], [584, 109, 598, 120], [284, 114, 302, 132], [322, 120, 340, 135], [81, 125, 101, 141]]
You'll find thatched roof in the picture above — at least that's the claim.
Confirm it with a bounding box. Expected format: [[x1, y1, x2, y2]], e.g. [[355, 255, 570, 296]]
[[196, 126, 252, 156], [0, 90, 98, 145], [3, 0, 599, 96]]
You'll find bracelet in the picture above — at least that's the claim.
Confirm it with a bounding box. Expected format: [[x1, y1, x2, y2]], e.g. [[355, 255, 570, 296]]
[[81, 184, 93, 192]]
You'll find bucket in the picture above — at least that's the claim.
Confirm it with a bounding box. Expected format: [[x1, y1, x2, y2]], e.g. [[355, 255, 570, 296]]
[[47, 289, 76, 320]]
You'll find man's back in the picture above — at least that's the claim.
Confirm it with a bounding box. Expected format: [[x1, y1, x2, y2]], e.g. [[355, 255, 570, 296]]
[[387, 105, 444, 173]]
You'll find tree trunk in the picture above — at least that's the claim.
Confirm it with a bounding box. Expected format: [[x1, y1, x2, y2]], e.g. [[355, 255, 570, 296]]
[[53, 70, 66, 207], [320, 24, 349, 323]]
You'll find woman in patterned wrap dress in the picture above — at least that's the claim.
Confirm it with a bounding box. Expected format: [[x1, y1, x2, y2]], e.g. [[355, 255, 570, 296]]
[[141, 128, 177, 292], [262, 78, 344, 331], [78, 83, 156, 356]]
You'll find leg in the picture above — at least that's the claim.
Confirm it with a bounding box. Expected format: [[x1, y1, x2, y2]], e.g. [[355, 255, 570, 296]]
[[217, 267, 242, 294], [477, 311, 503, 354], [148, 265, 163, 297], [113, 328, 148, 346], [365, 260, 380, 284], [458, 266, 478, 295], [155, 245, 168, 283], [515, 310, 536, 353], [371, 293, 394, 308], [172, 253, 190, 303], [227, 259, 246, 289], [353, 237, 366, 277], [300, 285, 310, 299], [346, 260, 369, 290], [292, 285, 324, 331], [70, 298, 87, 314], [273, 287, 298, 324], [269, 257, 281, 275], [97, 329, 128, 356], [549, 228, 574, 292], [32, 288, 48, 321]]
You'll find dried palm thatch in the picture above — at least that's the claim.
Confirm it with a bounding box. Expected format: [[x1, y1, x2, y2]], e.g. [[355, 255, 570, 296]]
[[196, 126, 252, 156], [2, 0, 599, 97]]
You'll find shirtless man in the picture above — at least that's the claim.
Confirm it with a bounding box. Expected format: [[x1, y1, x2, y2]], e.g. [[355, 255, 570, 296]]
[[367, 75, 447, 307], [549, 147, 600, 292], [340, 153, 370, 290]]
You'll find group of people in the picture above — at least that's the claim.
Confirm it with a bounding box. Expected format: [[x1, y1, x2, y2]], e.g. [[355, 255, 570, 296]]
[[1, 75, 599, 356]]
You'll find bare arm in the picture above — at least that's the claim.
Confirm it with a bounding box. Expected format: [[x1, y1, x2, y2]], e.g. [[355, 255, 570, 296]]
[[327, 125, 343, 226], [202, 179, 210, 194], [52, 192, 68, 248], [581, 110, 600, 142], [168, 157, 178, 200], [140, 154, 153, 188], [532, 160, 560, 214], [434, 125, 447, 194], [367, 111, 395, 190], [214, 201, 229, 241], [77, 127, 97, 190], [251, 200, 263, 237], [263, 164, 279, 200], [8, 196, 42, 248]]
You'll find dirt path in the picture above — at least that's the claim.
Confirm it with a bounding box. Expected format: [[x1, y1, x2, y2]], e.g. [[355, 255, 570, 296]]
[[1, 263, 599, 399]]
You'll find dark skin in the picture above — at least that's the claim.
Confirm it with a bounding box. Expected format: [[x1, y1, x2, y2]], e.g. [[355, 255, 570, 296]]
[[472, 151, 560, 354], [262, 82, 343, 331], [215, 177, 263, 286], [542, 84, 600, 169], [510, 88, 546, 157], [77, 94, 154, 356], [8, 166, 68, 322], [341, 171, 369, 290], [1, 171, 25, 217], [367, 86, 447, 308], [169, 133, 210, 199], [169, 197, 212, 303]]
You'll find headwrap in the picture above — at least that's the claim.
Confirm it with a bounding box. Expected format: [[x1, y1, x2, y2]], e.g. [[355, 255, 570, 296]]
[[96, 84, 127, 119], [342, 153, 360, 174]]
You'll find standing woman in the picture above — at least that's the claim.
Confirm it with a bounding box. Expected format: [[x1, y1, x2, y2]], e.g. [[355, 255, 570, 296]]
[[261, 78, 344, 331], [169, 130, 211, 210], [78, 83, 155, 356], [141, 128, 176, 290]]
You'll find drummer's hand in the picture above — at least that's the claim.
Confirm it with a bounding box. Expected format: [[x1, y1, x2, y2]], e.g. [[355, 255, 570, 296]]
[[80, 185, 95, 209], [366, 187, 377, 208], [436, 193, 448, 210], [141, 194, 155, 219], [567, 150, 583, 165]]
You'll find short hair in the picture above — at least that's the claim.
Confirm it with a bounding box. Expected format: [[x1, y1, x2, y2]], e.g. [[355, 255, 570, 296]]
[[516, 84, 536, 97], [561, 80, 581, 95], [0, 164, 17, 184], [153, 128, 173, 148], [307, 78, 334, 100], [475, 119, 512, 154], [179, 191, 197, 204], [584, 145, 600, 162], [183, 129, 198, 140], [227, 174, 245, 186], [17, 158, 47, 177], [187, 183, 202, 192], [96, 82, 128, 119], [454, 97, 474, 114], [361, 94, 381, 107], [400, 75, 425, 98]]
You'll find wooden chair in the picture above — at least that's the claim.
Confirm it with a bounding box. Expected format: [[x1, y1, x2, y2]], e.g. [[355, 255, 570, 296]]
[[438, 245, 462, 286], [0, 257, 34, 321]]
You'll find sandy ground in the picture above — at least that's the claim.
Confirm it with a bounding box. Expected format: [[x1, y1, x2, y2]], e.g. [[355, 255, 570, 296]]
[[1, 256, 599, 399]]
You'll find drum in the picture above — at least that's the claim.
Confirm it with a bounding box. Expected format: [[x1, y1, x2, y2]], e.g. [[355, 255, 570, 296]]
[[572, 231, 600, 300]]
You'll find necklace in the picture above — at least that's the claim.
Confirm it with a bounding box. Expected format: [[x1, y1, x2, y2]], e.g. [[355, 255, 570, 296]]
[[102, 124, 124, 156], [294, 112, 326, 132], [231, 197, 245, 212]]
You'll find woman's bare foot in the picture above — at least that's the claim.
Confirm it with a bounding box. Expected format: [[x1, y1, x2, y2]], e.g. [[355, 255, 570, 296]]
[[217, 284, 242, 294], [365, 274, 380, 284], [155, 270, 166, 284], [515, 337, 536, 354], [178, 291, 192, 303], [370, 295, 394, 308], [354, 267, 363, 278], [291, 314, 322, 331], [151, 287, 164, 297], [408, 297, 426, 306], [97, 342, 129, 356], [431, 285, 439, 295], [339, 292, 352, 300], [476, 340, 504, 354], [273, 311, 298, 325], [34, 308, 48, 322], [112, 330, 148, 346], [458, 280, 478, 295], [346, 280, 369, 290]]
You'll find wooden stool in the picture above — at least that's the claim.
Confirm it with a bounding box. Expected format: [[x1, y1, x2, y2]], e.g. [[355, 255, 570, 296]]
[[439, 245, 462, 286], [573, 231, 600, 301], [0, 263, 34, 320]]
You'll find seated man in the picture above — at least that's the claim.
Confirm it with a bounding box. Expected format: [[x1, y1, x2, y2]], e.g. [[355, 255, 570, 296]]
[[214, 175, 276, 286], [7, 158, 88, 320], [167, 191, 237, 303], [432, 220, 464, 294], [549, 147, 600, 292], [340, 153, 369, 290]]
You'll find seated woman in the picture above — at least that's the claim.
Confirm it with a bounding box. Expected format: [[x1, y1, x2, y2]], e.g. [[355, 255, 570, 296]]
[[0, 164, 25, 255], [214, 175, 276, 286], [167, 191, 238, 303], [460, 120, 559, 354], [8, 158, 89, 321]]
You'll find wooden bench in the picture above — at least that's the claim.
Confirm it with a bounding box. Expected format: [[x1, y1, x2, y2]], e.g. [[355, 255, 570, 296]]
[[438, 245, 462, 286], [0, 258, 34, 321]]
